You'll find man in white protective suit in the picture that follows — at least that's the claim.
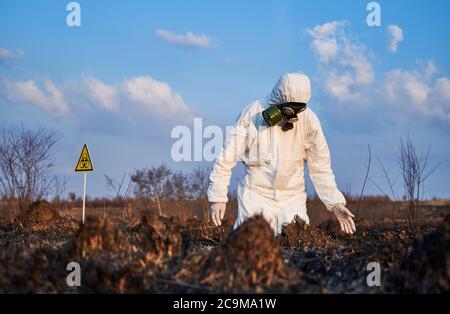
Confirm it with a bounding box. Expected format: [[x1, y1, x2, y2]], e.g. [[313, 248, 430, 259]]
[[207, 72, 356, 235]]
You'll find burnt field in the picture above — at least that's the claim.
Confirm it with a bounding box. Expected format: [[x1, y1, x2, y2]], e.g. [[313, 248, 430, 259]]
[[0, 200, 449, 294]]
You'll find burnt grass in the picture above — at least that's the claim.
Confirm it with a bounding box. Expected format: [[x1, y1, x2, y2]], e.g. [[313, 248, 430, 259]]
[[0, 201, 448, 293]]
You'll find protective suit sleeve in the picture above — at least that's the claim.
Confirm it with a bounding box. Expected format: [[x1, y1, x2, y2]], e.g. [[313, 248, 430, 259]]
[[305, 111, 346, 211], [207, 106, 251, 203]]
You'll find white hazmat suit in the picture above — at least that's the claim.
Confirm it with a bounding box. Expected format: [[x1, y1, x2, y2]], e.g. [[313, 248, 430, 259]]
[[207, 73, 354, 235]]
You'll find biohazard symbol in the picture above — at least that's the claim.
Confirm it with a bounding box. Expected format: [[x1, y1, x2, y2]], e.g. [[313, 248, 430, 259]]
[[75, 144, 94, 172]]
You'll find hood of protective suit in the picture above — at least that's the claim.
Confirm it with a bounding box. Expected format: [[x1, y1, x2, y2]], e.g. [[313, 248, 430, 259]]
[[268, 73, 311, 106]]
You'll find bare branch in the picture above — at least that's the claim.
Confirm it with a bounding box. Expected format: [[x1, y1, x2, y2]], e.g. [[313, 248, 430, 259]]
[[368, 177, 391, 199], [0, 125, 59, 209], [376, 155, 397, 200], [396, 136, 439, 226], [356, 144, 371, 217]]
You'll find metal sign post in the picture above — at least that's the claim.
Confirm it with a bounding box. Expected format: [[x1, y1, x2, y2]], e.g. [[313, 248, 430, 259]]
[[75, 143, 94, 224]]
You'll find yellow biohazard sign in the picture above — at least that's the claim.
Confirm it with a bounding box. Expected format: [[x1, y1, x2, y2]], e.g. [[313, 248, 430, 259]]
[[75, 144, 94, 172]]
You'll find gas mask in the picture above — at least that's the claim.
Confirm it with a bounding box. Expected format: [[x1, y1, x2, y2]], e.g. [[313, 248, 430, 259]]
[[262, 102, 307, 131]]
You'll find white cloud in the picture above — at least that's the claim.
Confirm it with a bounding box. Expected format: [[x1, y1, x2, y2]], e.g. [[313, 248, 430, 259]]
[[307, 21, 374, 103], [122, 76, 190, 116], [324, 72, 363, 103], [0, 48, 23, 65], [387, 25, 404, 53], [424, 60, 438, 79], [0, 48, 23, 60], [382, 68, 450, 122], [435, 77, 450, 103], [1, 74, 192, 123], [339, 40, 374, 86], [383, 69, 431, 110], [307, 21, 450, 125], [306, 21, 346, 63], [3, 78, 69, 115], [156, 29, 214, 48], [83, 76, 119, 112]]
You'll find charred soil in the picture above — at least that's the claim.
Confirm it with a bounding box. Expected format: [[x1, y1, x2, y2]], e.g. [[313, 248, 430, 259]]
[[0, 203, 445, 293]]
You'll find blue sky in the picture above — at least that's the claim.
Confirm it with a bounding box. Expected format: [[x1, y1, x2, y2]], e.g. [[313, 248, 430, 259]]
[[1, 0, 449, 199]]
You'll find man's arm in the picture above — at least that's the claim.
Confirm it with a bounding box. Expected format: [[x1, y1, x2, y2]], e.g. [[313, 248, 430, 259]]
[[304, 110, 346, 210], [207, 106, 251, 203], [305, 110, 355, 234]]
